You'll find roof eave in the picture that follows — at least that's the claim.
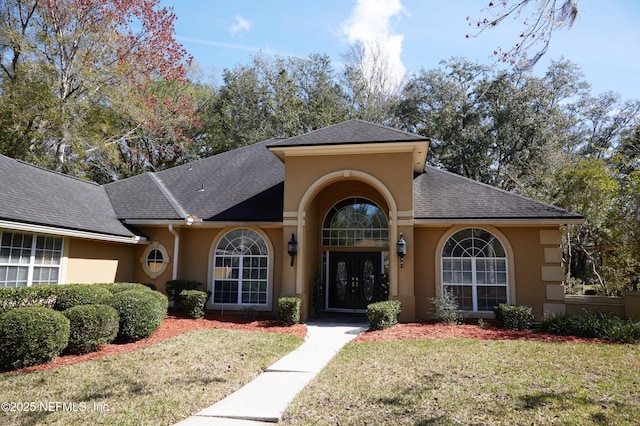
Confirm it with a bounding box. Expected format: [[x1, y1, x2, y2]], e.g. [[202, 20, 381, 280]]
[[268, 140, 430, 173], [0, 220, 146, 244], [414, 217, 585, 226], [123, 219, 283, 229]]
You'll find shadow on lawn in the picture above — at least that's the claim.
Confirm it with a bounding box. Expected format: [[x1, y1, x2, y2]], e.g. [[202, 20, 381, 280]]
[[519, 390, 622, 424]]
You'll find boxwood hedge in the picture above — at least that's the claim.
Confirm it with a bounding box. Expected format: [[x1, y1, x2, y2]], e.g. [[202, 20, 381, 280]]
[[54, 285, 113, 311], [179, 290, 208, 319], [367, 300, 402, 330], [277, 297, 301, 326], [0, 307, 70, 371], [63, 304, 120, 354], [0, 285, 60, 314], [110, 290, 167, 342]]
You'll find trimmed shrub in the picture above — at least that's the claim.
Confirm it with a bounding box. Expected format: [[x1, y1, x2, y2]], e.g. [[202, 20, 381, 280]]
[[0, 307, 70, 371], [110, 290, 167, 342], [430, 289, 462, 325], [179, 290, 208, 319], [367, 300, 402, 330], [540, 313, 640, 343], [277, 297, 301, 326], [0, 285, 61, 314], [142, 282, 157, 291], [98, 282, 156, 294], [63, 304, 120, 354], [166, 280, 204, 304], [493, 304, 534, 331], [54, 285, 113, 311]]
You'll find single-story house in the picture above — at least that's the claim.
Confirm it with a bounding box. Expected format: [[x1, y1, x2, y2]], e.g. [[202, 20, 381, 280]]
[[0, 120, 585, 321]]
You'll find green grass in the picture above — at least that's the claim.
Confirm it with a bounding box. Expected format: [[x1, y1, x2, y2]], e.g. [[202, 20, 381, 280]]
[[281, 339, 640, 425], [0, 329, 302, 425]]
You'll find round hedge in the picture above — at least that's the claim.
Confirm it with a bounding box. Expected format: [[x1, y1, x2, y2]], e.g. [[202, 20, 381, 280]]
[[179, 290, 208, 319], [54, 285, 113, 311], [64, 304, 120, 354], [0, 307, 70, 371], [110, 290, 167, 342], [100, 282, 156, 294]]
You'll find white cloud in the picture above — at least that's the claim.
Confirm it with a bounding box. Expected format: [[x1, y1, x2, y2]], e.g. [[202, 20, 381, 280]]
[[342, 0, 407, 92], [229, 15, 252, 36]]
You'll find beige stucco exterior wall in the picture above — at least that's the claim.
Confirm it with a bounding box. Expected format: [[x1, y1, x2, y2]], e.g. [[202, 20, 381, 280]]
[[414, 225, 565, 320], [134, 224, 284, 313], [131, 226, 174, 292], [65, 238, 136, 284]]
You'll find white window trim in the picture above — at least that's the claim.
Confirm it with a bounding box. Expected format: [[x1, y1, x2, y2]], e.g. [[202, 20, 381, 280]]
[[435, 226, 516, 314], [140, 241, 170, 279], [321, 197, 390, 248], [0, 231, 64, 287], [207, 227, 274, 312], [441, 256, 508, 312]]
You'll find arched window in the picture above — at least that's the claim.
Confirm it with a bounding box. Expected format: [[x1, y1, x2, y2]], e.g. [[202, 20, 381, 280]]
[[322, 198, 388, 247], [441, 228, 508, 312], [213, 228, 269, 305]]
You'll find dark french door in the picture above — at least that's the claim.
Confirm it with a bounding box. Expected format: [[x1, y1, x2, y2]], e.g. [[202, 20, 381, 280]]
[[327, 251, 387, 311]]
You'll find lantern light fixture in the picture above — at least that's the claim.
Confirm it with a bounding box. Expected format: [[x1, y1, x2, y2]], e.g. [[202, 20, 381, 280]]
[[287, 233, 298, 267], [397, 232, 407, 268]]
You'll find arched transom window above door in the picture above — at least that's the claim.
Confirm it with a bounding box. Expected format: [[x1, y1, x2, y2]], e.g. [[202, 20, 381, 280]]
[[322, 197, 388, 247], [441, 228, 508, 312]]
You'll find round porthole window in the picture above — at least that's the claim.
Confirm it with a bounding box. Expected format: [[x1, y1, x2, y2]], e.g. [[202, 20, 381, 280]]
[[141, 242, 169, 278]]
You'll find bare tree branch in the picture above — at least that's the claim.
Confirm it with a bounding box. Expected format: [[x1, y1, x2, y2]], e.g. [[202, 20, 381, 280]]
[[467, 0, 579, 67]]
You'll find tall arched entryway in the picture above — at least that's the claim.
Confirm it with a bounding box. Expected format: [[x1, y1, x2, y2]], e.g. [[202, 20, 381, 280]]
[[319, 197, 390, 312], [291, 169, 403, 320]]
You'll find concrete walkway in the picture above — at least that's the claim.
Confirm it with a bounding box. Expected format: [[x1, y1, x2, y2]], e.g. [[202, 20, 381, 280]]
[[175, 321, 367, 425]]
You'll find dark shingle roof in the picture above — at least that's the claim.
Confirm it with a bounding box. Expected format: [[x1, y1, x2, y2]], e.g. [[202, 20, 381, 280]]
[[413, 166, 583, 220], [3, 121, 581, 231], [0, 154, 140, 237], [106, 139, 284, 222], [268, 119, 428, 147], [104, 173, 183, 220]]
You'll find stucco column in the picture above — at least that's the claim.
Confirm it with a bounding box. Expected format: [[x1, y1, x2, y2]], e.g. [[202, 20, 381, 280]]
[[280, 224, 298, 297], [396, 226, 415, 322]]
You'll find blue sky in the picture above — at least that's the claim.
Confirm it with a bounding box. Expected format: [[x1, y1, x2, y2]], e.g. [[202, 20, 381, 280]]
[[161, 0, 640, 101]]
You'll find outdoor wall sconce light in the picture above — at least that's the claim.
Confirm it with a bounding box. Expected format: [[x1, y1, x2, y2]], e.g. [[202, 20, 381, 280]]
[[287, 233, 298, 266], [397, 232, 407, 268]]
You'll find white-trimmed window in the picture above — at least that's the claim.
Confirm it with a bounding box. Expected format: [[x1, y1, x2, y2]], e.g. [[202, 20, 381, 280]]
[[0, 231, 63, 287], [213, 228, 269, 305], [141, 242, 170, 279], [441, 228, 508, 312], [322, 197, 388, 247]]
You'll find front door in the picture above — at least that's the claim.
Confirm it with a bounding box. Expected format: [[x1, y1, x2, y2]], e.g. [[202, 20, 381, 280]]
[[327, 251, 386, 311]]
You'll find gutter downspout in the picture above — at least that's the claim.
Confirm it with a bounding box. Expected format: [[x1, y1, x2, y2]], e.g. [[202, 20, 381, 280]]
[[168, 224, 179, 281]]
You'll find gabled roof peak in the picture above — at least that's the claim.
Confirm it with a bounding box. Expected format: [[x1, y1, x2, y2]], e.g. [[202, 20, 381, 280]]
[[268, 119, 429, 148]]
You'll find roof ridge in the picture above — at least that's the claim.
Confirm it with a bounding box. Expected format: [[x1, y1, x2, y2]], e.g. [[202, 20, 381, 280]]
[[291, 119, 428, 141], [2, 154, 101, 187], [146, 172, 188, 219], [349, 119, 429, 139], [423, 165, 583, 216]]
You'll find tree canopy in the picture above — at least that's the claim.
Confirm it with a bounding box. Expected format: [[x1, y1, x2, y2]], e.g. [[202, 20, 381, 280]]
[[0, 0, 196, 180]]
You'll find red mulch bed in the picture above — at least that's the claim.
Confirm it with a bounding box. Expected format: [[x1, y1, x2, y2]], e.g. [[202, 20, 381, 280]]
[[355, 321, 607, 344], [11, 312, 307, 374], [9, 316, 610, 375]]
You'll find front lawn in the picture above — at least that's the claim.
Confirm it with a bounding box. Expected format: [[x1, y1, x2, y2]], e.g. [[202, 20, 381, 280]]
[[0, 328, 302, 425], [282, 338, 640, 425]]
